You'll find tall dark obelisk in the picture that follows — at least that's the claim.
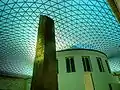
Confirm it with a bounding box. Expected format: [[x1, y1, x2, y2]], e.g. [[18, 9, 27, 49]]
[[31, 15, 57, 90]]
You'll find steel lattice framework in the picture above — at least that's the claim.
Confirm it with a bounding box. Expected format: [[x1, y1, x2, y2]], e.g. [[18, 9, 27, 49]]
[[0, 0, 120, 76]]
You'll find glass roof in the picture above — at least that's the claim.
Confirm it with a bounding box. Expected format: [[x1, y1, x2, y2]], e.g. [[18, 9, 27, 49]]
[[0, 0, 120, 76]]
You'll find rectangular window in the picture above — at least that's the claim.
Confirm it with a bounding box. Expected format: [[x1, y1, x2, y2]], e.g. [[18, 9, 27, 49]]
[[82, 56, 92, 72], [108, 84, 112, 90], [82, 57, 87, 71], [65, 57, 76, 73], [96, 57, 105, 72], [70, 57, 76, 72], [105, 60, 111, 73], [66, 57, 71, 73]]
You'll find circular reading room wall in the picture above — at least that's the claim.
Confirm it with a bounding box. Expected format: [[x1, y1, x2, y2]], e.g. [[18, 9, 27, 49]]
[[56, 49, 120, 90]]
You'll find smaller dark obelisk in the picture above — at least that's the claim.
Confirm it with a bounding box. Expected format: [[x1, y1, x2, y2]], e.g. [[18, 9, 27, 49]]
[[31, 15, 58, 90]]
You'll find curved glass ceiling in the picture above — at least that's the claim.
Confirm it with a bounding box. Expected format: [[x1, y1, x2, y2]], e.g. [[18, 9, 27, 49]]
[[0, 0, 120, 76]]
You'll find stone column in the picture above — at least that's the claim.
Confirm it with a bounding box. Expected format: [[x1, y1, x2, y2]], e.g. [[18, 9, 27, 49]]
[[107, 0, 120, 23], [31, 15, 58, 90]]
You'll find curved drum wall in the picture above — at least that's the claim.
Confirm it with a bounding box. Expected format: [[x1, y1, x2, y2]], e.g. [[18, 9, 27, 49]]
[[56, 49, 117, 90]]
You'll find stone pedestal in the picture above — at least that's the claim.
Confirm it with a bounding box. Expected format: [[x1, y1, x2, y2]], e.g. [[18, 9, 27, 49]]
[[31, 15, 57, 90]]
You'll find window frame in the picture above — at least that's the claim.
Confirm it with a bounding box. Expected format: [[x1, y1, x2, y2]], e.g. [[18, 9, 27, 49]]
[[82, 56, 92, 72], [65, 56, 76, 73], [105, 60, 111, 73], [96, 57, 105, 72]]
